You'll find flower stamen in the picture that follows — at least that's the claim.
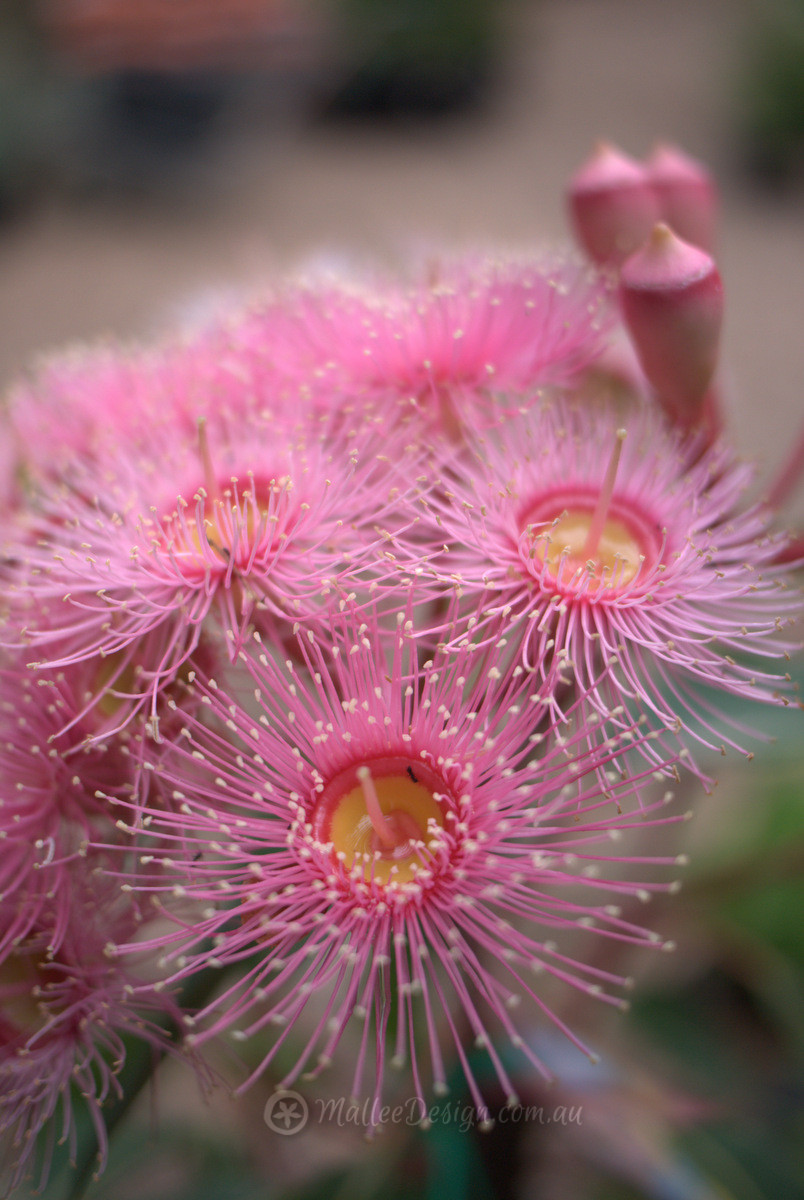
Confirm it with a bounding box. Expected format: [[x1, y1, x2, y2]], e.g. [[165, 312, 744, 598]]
[[196, 417, 220, 503], [583, 427, 627, 560]]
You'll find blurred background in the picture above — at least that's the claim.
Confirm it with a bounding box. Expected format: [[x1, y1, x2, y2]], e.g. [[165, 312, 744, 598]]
[[3, 1, 804, 1198], [3, 0, 804, 516]]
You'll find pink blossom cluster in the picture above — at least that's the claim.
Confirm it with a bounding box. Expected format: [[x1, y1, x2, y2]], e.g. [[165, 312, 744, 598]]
[[0, 145, 801, 1192]]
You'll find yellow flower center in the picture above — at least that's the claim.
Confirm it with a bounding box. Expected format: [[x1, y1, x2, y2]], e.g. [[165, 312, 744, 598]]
[[314, 759, 447, 885], [536, 505, 644, 587], [522, 487, 661, 593]]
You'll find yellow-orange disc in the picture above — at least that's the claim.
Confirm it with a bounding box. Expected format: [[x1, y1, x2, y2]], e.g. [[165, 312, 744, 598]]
[[538, 508, 643, 587], [324, 771, 445, 885]]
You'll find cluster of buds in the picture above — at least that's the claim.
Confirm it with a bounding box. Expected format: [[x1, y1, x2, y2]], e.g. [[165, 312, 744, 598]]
[[0, 146, 800, 1193], [569, 142, 723, 434]]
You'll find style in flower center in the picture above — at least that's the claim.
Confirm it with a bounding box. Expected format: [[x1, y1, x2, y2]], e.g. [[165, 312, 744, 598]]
[[521, 428, 661, 591], [313, 758, 447, 885], [183, 484, 274, 563], [161, 419, 285, 570], [532, 504, 645, 587]]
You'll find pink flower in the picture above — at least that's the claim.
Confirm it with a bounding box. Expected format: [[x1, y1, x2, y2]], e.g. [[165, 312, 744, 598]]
[[5, 397, 428, 723], [7, 344, 174, 487], [427, 400, 801, 770], [0, 861, 175, 1194], [237, 254, 611, 433], [111, 601, 682, 1122], [5, 309, 343, 502], [0, 654, 141, 954]]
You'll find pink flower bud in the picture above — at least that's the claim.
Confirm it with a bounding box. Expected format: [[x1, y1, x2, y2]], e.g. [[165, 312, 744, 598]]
[[646, 143, 718, 252], [619, 224, 723, 428], [568, 143, 661, 266]]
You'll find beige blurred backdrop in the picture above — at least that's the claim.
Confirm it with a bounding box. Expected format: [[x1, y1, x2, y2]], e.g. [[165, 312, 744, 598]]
[[1, 0, 802, 516]]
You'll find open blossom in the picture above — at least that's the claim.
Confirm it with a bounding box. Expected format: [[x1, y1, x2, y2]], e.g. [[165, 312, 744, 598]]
[[0, 654, 141, 954], [0, 861, 175, 1195], [3, 394, 429, 723], [108, 601, 683, 1120], [4, 310, 298, 490], [6, 343, 179, 487], [231, 253, 611, 432], [426, 399, 800, 770]]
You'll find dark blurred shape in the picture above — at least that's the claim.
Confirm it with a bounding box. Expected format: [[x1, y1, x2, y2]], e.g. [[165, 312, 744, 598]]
[[0, 0, 58, 219], [321, 0, 499, 118], [0, 1, 503, 213], [736, 0, 804, 188], [29, 0, 330, 192], [39, 0, 499, 116], [76, 69, 235, 187], [96, 71, 227, 152]]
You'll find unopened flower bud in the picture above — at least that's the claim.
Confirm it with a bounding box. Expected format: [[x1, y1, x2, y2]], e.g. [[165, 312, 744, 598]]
[[646, 143, 718, 252], [619, 224, 723, 428], [568, 143, 661, 267]]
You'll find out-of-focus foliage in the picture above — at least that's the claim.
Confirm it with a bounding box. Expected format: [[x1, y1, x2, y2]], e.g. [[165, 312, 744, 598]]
[[323, 0, 498, 116], [736, 0, 804, 186]]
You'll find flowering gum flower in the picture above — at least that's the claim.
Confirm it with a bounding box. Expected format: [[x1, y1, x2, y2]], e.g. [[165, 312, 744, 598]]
[[0, 655, 142, 954], [425, 401, 801, 772], [0, 863, 176, 1195], [111, 602, 683, 1122], [568, 144, 661, 267], [235, 254, 611, 434], [646, 143, 718, 253], [6, 344, 177, 488], [619, 224, 724, 429], [3, 400, 429, 724]]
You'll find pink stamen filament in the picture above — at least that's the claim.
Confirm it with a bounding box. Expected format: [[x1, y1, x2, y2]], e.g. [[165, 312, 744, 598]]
[[356, 766, 399, 851], [583, 427, 627, 560], [197, 417, 221, 503]]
